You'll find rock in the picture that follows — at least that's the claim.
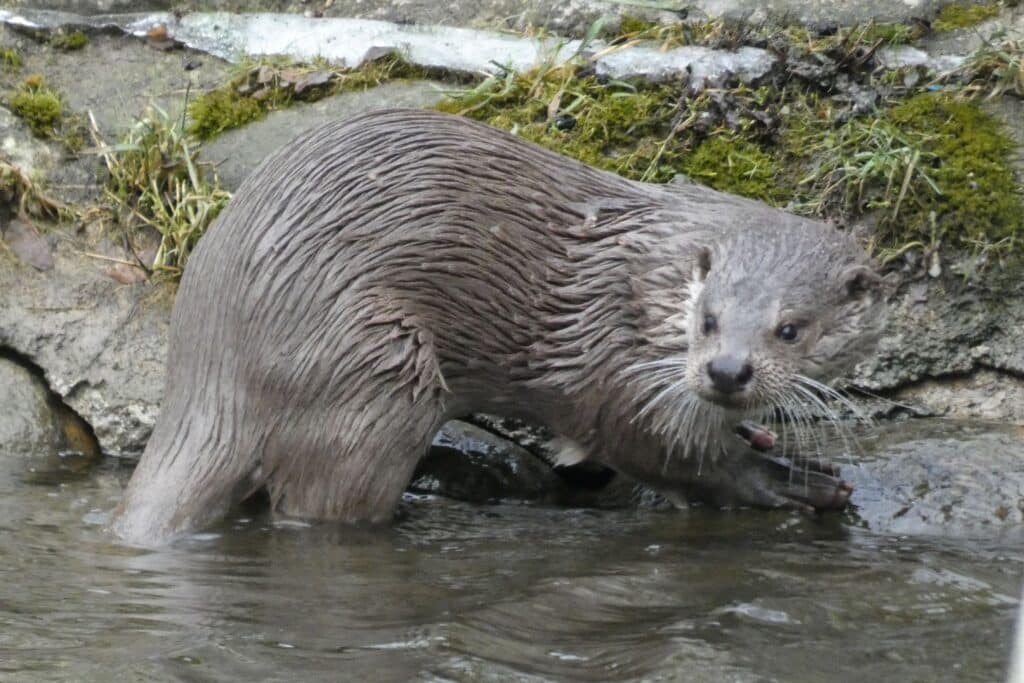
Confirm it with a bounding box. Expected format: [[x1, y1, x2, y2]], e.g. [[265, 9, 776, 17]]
[[892, 370, 1024, 424], [0, 357, 58, 458], [0, 243, 171, 456], [0, 24, 230, 141], [842, 420, 1024, 536], [0, 0, 974, 34], [411, 420, 568, 503], [597, 45, 775, 89], [2, 218, 54, 271], [876, 46, 966, 73], [201, 81, 446, 191], [0, 106, 59, 179], [852, 272, 1024, 423]]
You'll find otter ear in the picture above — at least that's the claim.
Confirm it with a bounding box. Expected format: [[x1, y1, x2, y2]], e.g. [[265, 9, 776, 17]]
[[841, 264, 884, 299], [692, 246, 712, 284]]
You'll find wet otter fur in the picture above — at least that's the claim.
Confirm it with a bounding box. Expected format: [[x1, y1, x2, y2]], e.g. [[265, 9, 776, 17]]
[[111, 109, 886, 544]]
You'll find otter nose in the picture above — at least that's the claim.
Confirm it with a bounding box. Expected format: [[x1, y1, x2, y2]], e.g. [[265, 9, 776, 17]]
[[706, 356, 754, 395]]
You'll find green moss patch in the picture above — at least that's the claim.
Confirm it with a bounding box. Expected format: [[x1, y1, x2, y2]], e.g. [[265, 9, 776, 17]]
[[887, 93, 1022, 248], [7, 75, 63, 137], [187, 53, 427, 141], [49, 30, 89, 51], [933, 3, 1001, 31], [437, 62, 682, 182], [682, 135, 786, 203]]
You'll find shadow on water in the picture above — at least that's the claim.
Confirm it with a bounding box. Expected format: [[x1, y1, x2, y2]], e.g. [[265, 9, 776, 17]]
[[0, 419, 1021, 682]]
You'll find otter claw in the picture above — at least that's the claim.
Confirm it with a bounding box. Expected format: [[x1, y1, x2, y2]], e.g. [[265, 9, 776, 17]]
[[735, 421, 776, 452]]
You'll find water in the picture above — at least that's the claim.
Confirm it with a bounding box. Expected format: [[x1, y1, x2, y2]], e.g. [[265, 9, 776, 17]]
[[0, 422, 1020, 681]]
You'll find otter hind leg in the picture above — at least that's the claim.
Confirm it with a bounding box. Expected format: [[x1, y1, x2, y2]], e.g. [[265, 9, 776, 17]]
[[110, 410, 265, 546], [262, 308, 450, 525], [264, 396, 445, 525]]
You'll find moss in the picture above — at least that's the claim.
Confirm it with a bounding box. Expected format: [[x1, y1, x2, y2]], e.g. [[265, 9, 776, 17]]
[[50, 30, 89, 51], [617, 15, 659, 36], [682, 135, 786, 204], [932, 3, 1001, 31], [886, 93, 1023, 248], [0, 47, 21, 71], [854, 22, 922, 46], [435, 61, 684, 182], [187, 53, 428, 141], [187, 87, 265, 141], [7, 76, 63, 138]]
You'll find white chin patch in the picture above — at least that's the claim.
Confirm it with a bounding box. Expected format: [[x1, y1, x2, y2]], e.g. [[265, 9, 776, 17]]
[[547, 437, 588, 467]]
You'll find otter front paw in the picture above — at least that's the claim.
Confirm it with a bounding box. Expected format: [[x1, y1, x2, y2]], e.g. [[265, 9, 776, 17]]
[[681, 444, 852, 513], [738, 452, 852, 512]]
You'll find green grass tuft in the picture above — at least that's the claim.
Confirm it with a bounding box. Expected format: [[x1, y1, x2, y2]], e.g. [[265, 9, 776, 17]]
[[96, 106, 231, 276]]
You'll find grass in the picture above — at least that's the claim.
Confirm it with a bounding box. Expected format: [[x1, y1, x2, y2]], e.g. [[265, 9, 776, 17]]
[[93, 106, 231, 276], [942, 33, 1024, 98], [0, 159, 66, 220], [187, 52, 428, 141]]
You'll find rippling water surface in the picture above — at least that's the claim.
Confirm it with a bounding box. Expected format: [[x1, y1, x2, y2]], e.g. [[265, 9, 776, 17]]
[[0, 422, 1020, 682]]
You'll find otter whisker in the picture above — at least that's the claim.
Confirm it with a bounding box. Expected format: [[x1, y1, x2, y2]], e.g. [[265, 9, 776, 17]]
[[794, 375, 875, 429], [761, 387, 799, 483], [791, 375, 870, 459], [634, 375, 691, 424], [788, 382, 857, 470]]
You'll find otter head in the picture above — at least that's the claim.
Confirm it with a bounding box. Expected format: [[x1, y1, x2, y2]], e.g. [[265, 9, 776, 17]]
[[683, 222, 886, 414]]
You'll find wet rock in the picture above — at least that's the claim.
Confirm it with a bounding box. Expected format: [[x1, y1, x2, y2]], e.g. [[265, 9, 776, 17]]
[[201, 81, 446, 191], [0, 243, 172, 455], [0, 9, 781, 90], [0, 357, 58, 458], [0, 0, 971, 33], [411, 420, 567, 503], [596, 45, 775, 88], [843, 420, 1024, 537]]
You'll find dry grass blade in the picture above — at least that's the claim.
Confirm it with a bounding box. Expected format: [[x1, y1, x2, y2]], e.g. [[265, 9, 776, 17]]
[[88, 106, 231, 277]]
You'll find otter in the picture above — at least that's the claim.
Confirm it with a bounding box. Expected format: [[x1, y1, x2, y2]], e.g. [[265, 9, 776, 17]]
[[111, 109, 886, 544]]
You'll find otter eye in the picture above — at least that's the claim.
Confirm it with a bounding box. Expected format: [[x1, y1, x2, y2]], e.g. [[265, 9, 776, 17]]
[[702, 314, 718, 335], [777, 323, 799, 342]]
